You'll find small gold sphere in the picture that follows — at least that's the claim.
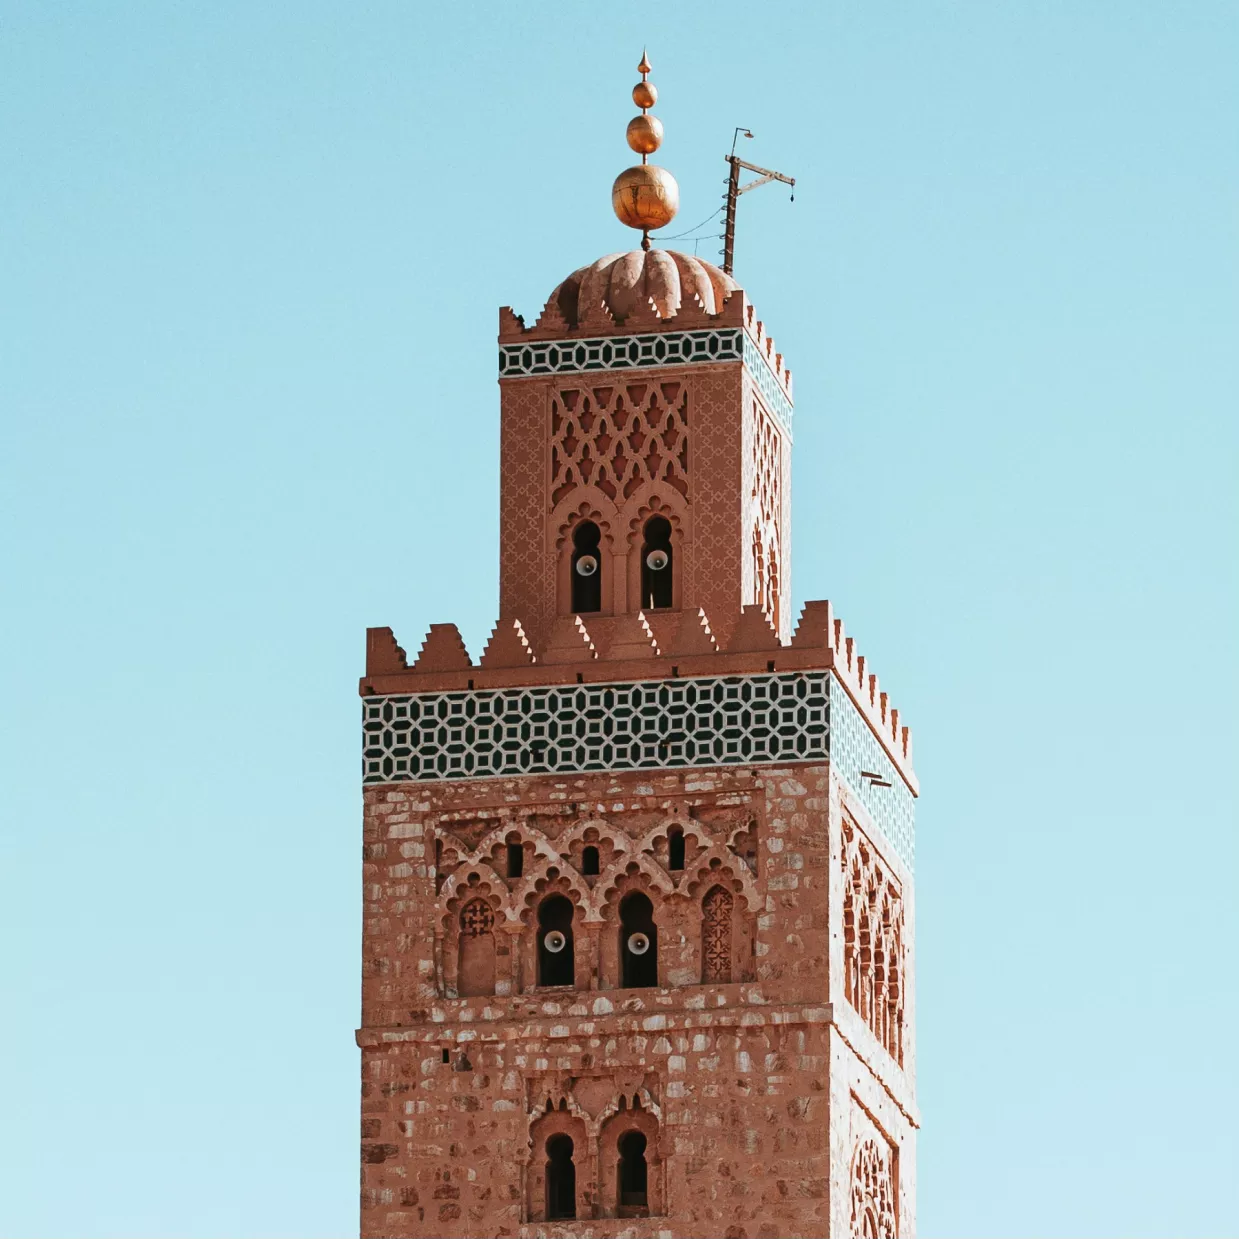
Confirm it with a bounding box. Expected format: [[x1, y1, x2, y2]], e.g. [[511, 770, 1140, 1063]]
[[611, 164, 680, 231], [626, 113, 663, 155], [632, 80, 657, 109]]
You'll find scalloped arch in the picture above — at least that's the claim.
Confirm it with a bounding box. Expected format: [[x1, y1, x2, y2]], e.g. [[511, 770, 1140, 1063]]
[[681, 843, 762, 912], [633, 816, 710, 858], [469, 822, 562, 869], [620, 488, 687, 549], [438, 861, 510, 930], [551, 492, 617, 552], [557, 818, 637, 856], [595, 851, 677, 917], [511, 864, 594, 925]]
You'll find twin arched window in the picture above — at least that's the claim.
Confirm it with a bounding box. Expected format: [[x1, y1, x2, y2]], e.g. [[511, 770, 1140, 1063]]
[[568, 515, 674, 616], [541, 1124, 650, 1222], [463, 882, 740, 996]]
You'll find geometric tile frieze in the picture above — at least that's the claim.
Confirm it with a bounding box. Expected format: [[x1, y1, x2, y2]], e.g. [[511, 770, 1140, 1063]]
[[829, 676, 916, 870], [499, 327, 793, 434], [741, 332, 794, 434], [363, 670, 826, 782], [361, 668, 914, 868]]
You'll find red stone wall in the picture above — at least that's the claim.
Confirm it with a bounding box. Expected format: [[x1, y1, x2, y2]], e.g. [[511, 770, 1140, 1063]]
[[498, 362, 790, 655], [359, 761, 916, 1237]]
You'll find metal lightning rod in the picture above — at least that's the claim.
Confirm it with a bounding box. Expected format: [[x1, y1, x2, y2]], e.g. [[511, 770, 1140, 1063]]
[[721, 127, 795, 275]]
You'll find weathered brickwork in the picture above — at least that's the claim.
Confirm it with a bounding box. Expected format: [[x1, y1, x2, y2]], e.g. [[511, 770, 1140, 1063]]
[[361, 246, 918, 1236], [359, 759, 916, 1237]]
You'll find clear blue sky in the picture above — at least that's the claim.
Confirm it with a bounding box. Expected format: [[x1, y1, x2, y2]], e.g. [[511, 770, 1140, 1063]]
[[2, 4, 1236, 1236]]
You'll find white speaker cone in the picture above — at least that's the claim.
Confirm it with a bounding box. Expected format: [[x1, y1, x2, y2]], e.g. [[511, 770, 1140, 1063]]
[[575, 555, 598, 577], [627, 932, 650, 955], [645, 549, 669, 571], [544, 930, 567, 953]]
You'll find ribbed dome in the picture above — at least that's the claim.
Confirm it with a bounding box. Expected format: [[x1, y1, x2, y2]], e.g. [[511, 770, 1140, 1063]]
[[550, 249, 740, 326]]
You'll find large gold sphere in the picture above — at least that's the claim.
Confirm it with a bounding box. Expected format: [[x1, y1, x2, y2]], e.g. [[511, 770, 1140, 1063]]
[[612, 164, 680, 231], [625, 113, 663, 155], [632, 80, 657, 109]]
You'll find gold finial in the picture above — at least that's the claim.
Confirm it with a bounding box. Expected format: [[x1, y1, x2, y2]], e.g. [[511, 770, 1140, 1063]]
[[611, 50, 679, 250]]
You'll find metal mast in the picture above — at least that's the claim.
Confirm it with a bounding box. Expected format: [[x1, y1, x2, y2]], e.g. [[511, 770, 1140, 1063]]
[[721, 129, 795, 275]]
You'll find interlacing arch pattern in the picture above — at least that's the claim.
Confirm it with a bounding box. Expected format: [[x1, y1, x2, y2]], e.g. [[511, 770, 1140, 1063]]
[[431, 814, 759, 990], [850, 1138, 896, 1238], [550, 382, 689, 508], [749, 399, 784, 631], [841, 815, 905, 1064]]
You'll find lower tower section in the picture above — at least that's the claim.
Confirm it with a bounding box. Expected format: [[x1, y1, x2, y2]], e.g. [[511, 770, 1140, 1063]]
[[357, 607, 918, 1237]]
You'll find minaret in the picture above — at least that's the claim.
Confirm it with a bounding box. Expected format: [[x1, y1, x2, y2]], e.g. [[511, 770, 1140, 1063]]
[[358, 55, 919, 1238]]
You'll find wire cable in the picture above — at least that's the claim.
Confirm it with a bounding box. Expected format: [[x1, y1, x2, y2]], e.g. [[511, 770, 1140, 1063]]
[[653, 206, 724, 241]]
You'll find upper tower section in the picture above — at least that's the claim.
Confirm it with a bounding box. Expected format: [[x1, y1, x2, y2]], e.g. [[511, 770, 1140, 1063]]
[[496, 55, 795, 654]]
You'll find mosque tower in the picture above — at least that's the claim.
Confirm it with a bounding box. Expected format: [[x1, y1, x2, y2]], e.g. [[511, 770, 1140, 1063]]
[[357, 54, 919, 1238]]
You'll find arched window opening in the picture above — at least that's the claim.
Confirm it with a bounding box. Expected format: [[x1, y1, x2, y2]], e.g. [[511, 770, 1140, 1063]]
[[640, 516, 673, 610], [617, 1130, 649, 1213], [457, 898, 496, 997], [702, 885, 734, 983], [620, 891, 658, 989], [537, 894, 575, 987], [752, 525, 765, 613], [506, 841, 524, 879], [571, 521, 602, 613], [582, 845, 600, 876], [768, 542, 781, 634], [667, 826, 685, 871], [545, 1134, 576, 1221]]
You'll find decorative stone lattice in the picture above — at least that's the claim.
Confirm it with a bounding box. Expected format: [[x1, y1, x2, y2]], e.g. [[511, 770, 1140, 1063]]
[[499, 381, 555, 652], [461, 898, 495, 937], [362, 672, 829, 784], [550, 382, 688, 507], [750, 400, 784, 631], [850, 1138, 897, 1238], [841, 815, 905, 1065], [701, 885, 733, 983]]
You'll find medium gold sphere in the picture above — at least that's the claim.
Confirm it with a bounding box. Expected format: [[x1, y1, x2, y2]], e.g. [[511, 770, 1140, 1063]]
[[611, 164, 680, 231], [626, 113, 663, 155], [632, 80, 657, 109]]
